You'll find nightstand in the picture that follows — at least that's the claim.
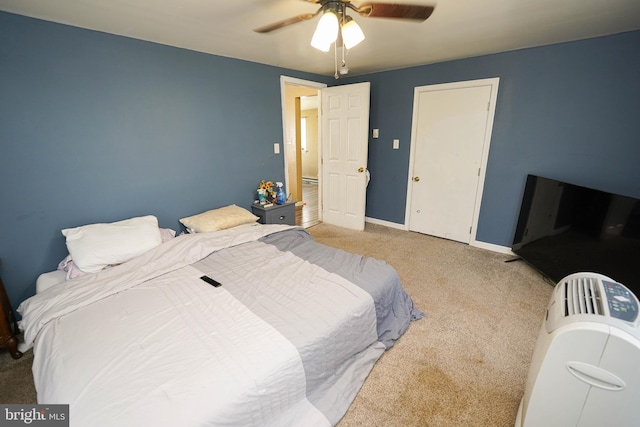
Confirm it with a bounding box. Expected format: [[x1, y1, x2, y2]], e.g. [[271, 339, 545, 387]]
[[0, 270, 23, 359], [251, 202, 296, 226]]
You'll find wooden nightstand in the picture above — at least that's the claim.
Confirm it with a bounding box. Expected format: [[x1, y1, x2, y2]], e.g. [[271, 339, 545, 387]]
[[0, 271, 23, 359], [251, 202, 296, 226]]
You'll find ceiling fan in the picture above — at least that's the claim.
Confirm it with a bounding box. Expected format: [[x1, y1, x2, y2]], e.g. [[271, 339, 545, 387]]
[[254, 1, 435, 35], [254, 1, 435, 77]]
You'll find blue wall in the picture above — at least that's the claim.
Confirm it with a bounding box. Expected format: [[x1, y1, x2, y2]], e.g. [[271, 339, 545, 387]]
[[0, 12, 328, 307], [350, 30, 640, 246], [2, 10, 640, 310]]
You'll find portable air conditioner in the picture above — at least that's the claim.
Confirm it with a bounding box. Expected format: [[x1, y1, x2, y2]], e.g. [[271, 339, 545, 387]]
[[515, 272, 640, 427]]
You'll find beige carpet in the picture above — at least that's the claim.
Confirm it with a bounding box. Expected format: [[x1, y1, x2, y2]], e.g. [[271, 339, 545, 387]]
[[0, 344, 36, 404], [307, 223, 553, 427], [0, 223, 553, 426]]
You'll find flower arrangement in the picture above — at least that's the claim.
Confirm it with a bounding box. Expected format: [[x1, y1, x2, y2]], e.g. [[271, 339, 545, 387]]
[[258, 180, 277, 204]]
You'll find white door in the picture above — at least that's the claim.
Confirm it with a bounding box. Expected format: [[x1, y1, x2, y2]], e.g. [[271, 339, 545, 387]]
[[321, 82, 370, 231], [407, 78, 499, 243]]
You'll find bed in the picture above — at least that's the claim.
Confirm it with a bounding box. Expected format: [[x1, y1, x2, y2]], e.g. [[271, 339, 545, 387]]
[[18, 209, 423, 427]]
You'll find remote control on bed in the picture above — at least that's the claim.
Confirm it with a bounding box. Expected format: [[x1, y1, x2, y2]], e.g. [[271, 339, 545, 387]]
[[200, 275, 222, 287]]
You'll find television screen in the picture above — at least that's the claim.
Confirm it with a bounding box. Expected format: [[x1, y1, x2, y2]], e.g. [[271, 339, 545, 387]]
[[512, 175, 640, 295]]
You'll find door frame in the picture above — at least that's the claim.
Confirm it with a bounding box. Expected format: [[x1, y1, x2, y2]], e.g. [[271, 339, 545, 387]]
[[404, 77, 500, 246], [280, 76, 327, 221]]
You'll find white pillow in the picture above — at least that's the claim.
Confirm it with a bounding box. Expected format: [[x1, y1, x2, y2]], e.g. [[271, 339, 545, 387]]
[[61, 215, 162, 273], [179, 204, 259, 233]]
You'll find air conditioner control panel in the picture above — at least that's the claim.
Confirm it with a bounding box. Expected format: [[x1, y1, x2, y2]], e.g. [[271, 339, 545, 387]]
[[603, 280, 638, 322]]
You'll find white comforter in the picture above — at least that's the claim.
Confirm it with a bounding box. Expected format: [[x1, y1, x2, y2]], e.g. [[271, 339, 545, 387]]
[[19, 225, 412, 427]]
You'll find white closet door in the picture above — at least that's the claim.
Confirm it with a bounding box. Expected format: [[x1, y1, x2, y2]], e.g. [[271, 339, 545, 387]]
[[407, 79, 499, 243]]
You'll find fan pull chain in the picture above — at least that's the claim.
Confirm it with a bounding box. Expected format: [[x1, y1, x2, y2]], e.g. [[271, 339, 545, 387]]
[[334, 42, 339, 79], [341, 45, 347, 73]]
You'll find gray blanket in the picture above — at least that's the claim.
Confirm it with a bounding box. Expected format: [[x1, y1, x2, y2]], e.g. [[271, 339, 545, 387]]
[[193, 227, 424, 424]]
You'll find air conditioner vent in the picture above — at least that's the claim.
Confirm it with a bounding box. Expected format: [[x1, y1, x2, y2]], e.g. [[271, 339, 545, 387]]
[[563, 276, 603, 317]]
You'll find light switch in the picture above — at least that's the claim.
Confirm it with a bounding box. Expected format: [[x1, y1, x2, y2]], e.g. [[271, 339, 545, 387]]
[[372, 129, 379, 139], [393, 139, 400, 150], [274, 143, 280, 154]]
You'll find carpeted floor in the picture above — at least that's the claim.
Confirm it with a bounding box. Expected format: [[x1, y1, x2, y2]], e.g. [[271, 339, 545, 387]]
[[0, 222, 553, 426], [307, 223, 553, 427], [0, 342, 36, 404]]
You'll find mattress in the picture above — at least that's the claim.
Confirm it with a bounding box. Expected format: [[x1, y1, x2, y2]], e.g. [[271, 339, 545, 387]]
[[35, 270, 66, 294], [19, 225, 422, 427]]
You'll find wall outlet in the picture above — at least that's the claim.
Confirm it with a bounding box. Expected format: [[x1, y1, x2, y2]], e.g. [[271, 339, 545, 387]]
[[393, 139, 400, 149], [372, 129, 379, 139], [274, 143, 280, 154]]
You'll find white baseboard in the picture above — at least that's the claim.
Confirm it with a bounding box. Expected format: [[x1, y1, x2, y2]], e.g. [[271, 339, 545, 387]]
[[364, 217, 407, 231], [471, 239, 515, 255], [364, 216, 514, 255]]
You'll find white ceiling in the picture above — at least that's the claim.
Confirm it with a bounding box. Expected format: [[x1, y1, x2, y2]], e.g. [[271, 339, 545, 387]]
[[2, 0, 640, 77]]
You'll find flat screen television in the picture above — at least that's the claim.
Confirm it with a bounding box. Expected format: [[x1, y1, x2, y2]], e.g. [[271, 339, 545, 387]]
[[512, 175, 640, 295]]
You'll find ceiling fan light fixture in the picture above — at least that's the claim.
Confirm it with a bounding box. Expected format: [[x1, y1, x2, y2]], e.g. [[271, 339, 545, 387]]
[[255, 2, 436, 77], [341, 16, 365, 49], [311, 11, 339, 52]]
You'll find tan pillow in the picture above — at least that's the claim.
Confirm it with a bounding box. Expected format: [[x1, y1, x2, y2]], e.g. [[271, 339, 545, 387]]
[[179, 204, 259, 233]]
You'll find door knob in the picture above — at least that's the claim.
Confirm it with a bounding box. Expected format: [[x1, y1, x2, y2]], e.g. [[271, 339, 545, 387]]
[[358, 167, 365, 173], [413, 176, 420, 182]]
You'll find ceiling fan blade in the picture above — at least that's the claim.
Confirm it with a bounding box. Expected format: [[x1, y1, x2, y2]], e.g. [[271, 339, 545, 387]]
[[253, 13, 317, 33], [355, 2, 435, 21]]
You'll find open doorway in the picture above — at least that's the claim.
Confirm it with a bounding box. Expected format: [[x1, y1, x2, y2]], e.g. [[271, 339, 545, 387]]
[[299, 95, 319, 227], [280, 76, 326, 228]]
